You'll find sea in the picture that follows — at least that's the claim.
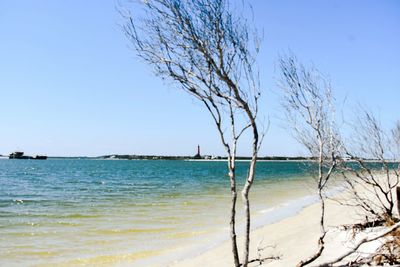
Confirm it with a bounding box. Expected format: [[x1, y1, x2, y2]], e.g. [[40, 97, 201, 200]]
[[0, 159, 323, 267]]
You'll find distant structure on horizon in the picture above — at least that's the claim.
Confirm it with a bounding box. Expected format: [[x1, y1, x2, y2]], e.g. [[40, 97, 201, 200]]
[[9, 151, 47, 160], [193, 145, 202, 159]]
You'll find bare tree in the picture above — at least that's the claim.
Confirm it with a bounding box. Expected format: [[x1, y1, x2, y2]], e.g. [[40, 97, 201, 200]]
[[278, 54, 341, 267], [313, 114, 400, 266], [393, 120, 400, 151], [340, 110, 400, 222], [394, 120, 400, 217], [121, 1, 263, 266]]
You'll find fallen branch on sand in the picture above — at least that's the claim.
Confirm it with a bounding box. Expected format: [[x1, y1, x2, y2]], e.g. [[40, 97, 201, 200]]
[[241, 239, 281, 266], [244, 256, 281, 266], [318, 221, 400, 266]]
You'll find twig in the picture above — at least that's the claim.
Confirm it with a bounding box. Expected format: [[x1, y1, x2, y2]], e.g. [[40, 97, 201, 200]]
[[317, 221, 400, 266], [242, 256, 281, 266]]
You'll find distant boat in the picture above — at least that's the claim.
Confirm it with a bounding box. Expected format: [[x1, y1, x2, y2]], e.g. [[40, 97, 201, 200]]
[[9, 152, 47, 160], [34, 155, 47, 160], [9, 151, 32, 159]]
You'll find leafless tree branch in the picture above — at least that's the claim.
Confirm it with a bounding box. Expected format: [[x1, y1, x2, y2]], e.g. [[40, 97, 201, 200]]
[[278, 53, 341, 267], [121, 1, 264, 266], [339, 109, 400, 222]]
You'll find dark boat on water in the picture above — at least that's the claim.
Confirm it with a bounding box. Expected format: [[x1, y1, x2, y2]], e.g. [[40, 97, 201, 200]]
[[9, 152, 47, 160], [9, 152, 23, 158], [9, 151, 31, 159], [34, 155, 47, 160]]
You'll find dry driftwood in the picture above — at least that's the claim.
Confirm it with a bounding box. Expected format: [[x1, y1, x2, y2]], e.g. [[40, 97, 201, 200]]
[[318, 221, 400, 266]]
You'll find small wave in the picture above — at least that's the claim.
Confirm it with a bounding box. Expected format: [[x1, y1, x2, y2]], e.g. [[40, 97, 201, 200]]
[[56, 221, 81, 226], [252, 185, 346, 231], [4, 249, 59, 257], [95, 227, 174, 235], [21, 250, 59, 257], [165, 230, 207, 239], [57, 250, 161, 266], [5, 231, 58, 237], [0, 212, 101, 220], [60, 213, 101, 219]]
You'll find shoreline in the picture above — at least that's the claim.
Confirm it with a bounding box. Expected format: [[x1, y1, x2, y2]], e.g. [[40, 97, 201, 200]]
[[169, 187, 364, 267], [136, 180, 327, 267]]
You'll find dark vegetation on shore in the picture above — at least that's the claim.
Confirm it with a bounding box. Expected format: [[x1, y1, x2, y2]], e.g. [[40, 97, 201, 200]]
[[99, 155, 313, 160]]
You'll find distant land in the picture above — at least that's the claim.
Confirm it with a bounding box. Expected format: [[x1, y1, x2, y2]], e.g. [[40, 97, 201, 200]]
[[98, 154, 315, 161], [2, 153, 394, 162], [0, 153, 312, 160]]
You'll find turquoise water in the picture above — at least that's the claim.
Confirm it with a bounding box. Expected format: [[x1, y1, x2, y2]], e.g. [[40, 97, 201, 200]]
[[0, 159, 317, 266]]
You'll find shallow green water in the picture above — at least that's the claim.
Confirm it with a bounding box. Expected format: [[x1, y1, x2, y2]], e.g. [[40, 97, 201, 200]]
[[0, 159, 317, 266]]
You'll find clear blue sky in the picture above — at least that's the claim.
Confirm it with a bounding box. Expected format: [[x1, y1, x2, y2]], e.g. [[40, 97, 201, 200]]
[[0, 0, 399, 157]]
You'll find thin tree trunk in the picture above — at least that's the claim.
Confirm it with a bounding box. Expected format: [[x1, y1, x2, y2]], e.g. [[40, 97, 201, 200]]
[[230, 189, 240, 267], [297, 190, 326, 267], [228, 155, 240, 267], [397, 186, 400, 218], [241, 125, 258, 267], [242, 192, 250, 266]]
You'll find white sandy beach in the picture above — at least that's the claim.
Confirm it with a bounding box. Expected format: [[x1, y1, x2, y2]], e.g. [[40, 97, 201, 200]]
[[170, 188, 396, 267]]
